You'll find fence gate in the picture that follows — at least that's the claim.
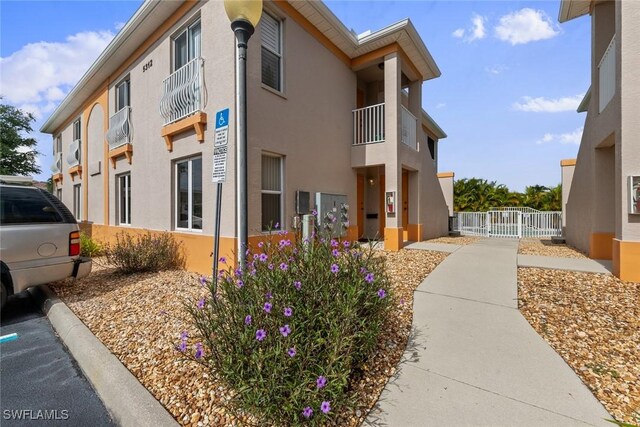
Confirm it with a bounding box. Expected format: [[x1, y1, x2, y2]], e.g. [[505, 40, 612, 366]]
[[454, 208, 562, 239]]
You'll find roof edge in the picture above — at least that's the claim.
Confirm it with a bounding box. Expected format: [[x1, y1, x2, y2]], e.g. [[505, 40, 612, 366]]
[[577, 86, 591, 113], [422, 110, 447, 139]]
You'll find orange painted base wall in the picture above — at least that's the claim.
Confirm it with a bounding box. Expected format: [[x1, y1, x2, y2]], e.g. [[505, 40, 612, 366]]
[[384, 227, 404, 251], [613, 239, 640, 282], [407, 224, 423, 242], [589, 232, 614, 260]]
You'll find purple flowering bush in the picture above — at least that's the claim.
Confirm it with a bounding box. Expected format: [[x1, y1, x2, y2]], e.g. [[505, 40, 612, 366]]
[[185, 222, 391, 425]]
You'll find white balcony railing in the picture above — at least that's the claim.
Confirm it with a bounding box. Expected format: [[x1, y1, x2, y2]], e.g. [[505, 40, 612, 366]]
[[67, 139, 81, 167], [160, 57, 205, 125], [401, 105, 417, 150], [51, 152, 62, 174], [598, 35, 615, 113], [353, 103, 385, 145], [106, 106, 132, 150]]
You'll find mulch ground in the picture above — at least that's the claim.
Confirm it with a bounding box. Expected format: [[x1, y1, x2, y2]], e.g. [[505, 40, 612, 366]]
[[518, 267, 640, 424], [518, 238, 588, 258], [51, 249, 446, 426]]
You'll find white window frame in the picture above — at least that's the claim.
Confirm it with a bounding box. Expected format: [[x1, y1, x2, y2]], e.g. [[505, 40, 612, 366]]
[[261, 153, 284, 232], [54, 136, 62, 154], [118, 173, 131, 226], [261, 12, 283, 93], [174, 156, 202, 232], [172, 18, 201, 71], [56, 188, 62, 201], [73, 184, 81, 220], [115, 77, 130, 111], [73, 118, 81, 141]]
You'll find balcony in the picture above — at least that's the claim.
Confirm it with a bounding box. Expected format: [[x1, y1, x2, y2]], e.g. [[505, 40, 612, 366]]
[[51, 152, 63, 183], [106, 106, 132, 150], [401, 105, 417, 150], [67, 139, 82, 180], [106, 106, 133, 168], [160, 57, 207, 151], [352, 103, 417, 150]]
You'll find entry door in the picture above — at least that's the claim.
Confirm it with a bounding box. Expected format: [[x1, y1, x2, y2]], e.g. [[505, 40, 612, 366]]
[[402, 170, 409, 235], [357, 175, 364, 239], [378, 174, 385, 238]]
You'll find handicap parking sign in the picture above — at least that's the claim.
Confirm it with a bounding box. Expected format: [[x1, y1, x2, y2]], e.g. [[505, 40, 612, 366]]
[[215, 108, 229, 130]]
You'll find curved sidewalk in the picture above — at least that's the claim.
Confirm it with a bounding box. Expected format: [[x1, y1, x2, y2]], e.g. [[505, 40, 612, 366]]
[[367, 239, 611, 426]]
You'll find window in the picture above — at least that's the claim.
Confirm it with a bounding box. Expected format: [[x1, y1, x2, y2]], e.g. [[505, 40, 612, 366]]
[[261, 154, 283, 231], [55, 136, 62, 154], [116, 78, 130, 111], [56, 189, 62, 200], [427, 137, 435, 160], [0, 187, 63, 225], [173, 20, 201, 70], [73, 184, 81, 220], [261, 13, 282, 91], [118, 173, 131, 225], [175, 156, 202, 231], [73, 119, 81, 141]]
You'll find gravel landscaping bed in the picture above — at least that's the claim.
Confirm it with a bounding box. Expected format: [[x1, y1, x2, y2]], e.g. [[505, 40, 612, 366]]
[[424, 236, 480, 245], [518, 238, 587, 258], [51, 249, 446, 426], [518, 267, 639, 424]]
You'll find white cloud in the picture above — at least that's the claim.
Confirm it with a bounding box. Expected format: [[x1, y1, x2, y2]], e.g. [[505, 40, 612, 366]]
[[513, 94, 584, 113], [115, 21, 126, 31], [436, 103, 446, 109], [495, 8, 560, 45], [536, 127, 583, 145], [0, 30, 115, 114], [485, 65, 507, 75], [453, 14, 486, 43]]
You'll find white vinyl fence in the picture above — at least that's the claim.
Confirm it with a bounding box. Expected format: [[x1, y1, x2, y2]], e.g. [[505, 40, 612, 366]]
[[454, 209, 562, 239]]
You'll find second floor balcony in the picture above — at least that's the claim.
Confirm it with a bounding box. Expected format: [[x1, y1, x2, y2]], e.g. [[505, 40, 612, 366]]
[[51, 152, 63, 175], [106, 106, 132, 150], [67, 139, 81, 168], [160, 57, 205, 126], [352, 103, 417, 150]]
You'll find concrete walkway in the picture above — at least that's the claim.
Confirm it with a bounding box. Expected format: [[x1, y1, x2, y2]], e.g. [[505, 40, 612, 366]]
[[518, 254, 612, 274], [367, 239, 611, 426]]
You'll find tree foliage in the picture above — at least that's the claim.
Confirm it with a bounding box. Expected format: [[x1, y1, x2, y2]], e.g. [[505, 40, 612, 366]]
[[454, 178, 561, 212], [0, 102, 41, 176]]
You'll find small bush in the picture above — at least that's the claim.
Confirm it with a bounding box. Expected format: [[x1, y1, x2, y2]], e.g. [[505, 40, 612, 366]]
[[80, 232, 104, 257], [184, 206, 392, 425], [106, 231, 184, 273]]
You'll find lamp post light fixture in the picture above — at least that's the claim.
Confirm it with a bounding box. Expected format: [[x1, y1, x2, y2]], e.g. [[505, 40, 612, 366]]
[[224, 0, 262, 270]]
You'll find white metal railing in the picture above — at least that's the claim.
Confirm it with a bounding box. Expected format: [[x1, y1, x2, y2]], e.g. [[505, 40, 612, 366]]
[[67, 139, 81, 167], [51, 152, 62, 174], [353, 103, 385, 145], [453, 210, 562, 238], [106, 106, 132, 150], [598, 35, 615, 112], [401, 105, 417, 150], [160, 57, 205, 125]]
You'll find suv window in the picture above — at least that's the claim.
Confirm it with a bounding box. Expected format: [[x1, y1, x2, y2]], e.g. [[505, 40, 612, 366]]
[[0, 187, 63, 224]]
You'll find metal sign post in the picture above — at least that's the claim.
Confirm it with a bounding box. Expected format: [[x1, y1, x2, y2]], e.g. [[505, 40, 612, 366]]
[[212, 108, 230, 295]]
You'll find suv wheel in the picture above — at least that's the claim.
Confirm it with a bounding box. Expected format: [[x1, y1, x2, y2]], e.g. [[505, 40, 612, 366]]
[[0, 281, 6, 312]]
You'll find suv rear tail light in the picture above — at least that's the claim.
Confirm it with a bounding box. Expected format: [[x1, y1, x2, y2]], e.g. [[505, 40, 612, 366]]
[[69, 231, 81, 256]]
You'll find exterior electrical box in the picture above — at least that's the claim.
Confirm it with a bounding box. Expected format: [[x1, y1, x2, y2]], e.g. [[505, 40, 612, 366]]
[[315, 192, 348, 237], [296, 190, 310, 214]]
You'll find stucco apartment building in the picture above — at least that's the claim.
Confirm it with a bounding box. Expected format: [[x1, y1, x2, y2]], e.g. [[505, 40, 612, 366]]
[[559, 0, 640, 281], [41, 0, 449, 274]]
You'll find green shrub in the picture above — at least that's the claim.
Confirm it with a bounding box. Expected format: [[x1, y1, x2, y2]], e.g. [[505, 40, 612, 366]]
[[184, 206, 392, 425], [80, 232, 104, 257], [106, 231, 184, 273]]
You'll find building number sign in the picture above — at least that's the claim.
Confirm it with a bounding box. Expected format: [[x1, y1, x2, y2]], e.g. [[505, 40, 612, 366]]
[[143, 59, 153, 72]]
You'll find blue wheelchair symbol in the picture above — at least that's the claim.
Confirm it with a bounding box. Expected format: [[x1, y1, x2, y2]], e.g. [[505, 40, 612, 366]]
[[215, 109, 229, 129]]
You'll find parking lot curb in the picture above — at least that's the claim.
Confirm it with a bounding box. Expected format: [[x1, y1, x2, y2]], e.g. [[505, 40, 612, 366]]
[[29, 285, 179, 427]]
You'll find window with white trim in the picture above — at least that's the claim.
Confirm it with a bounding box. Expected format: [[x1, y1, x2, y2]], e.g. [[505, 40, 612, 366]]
[[261, 12, 282, 91], [118, 173, 131, 225], [55, 136, 62, 154], [56, 188, 62, 200], [73, 119, 81, 141], [173, 19, 201, 70], [175, 156, 202, 231], [261, 154, 283, 231], [73, 184, 81, 220], [116, 78, 130, 111]]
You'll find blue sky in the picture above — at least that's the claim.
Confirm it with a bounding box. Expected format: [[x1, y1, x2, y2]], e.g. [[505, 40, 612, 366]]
[[1, 1, 590, 191]]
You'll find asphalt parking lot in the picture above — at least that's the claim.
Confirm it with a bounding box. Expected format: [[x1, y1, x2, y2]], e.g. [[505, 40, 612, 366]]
[[0, 291, 114, 426]]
